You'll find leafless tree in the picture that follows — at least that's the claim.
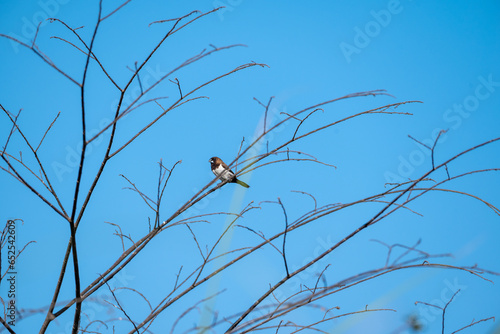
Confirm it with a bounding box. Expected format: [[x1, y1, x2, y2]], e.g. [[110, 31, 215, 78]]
[[1, 2, 498, 333]]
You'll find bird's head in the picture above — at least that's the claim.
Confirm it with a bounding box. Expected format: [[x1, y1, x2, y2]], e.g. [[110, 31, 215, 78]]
[[209, 157, 219, 164]]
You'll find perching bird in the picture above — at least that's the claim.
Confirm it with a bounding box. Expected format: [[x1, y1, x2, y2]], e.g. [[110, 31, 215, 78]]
[[209, 156, 250, 188]]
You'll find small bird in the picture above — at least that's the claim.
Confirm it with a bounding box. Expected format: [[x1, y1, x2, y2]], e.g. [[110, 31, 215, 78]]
[[209, 156, 250, 188]]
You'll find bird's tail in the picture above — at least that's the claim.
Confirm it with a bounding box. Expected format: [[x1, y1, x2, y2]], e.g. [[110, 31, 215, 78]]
[[235, 179, 250, 188]]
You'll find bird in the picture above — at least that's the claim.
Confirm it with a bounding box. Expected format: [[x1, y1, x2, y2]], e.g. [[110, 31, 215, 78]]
[[209, 156, 250, 188]]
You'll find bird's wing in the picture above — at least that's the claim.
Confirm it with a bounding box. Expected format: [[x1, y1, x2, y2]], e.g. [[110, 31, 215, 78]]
[[220, 161, 235, 174]]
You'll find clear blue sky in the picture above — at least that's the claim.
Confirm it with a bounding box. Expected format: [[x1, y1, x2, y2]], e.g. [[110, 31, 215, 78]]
[[1, 1, 499, 333]]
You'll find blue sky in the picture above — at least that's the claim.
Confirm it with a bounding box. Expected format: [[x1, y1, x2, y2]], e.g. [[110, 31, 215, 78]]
[[1, 0, 499, 333]]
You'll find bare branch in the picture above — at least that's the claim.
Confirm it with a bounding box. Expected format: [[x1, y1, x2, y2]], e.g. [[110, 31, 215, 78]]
[[292, 108, 323, 140], [0, 33, 80, 85], [108, 60, 264, 158], [105, 222, 126, 252], [186, 224, 206, 261], [451, 317, 495, 334], [416, 289, 460, 334], [36, 111, 61, 152], [235, 225, 282, 255], [169, 78, 183, 99], [1, 106, 69, 219], [409, 129, 448, 169], [0, 315, 15, 334], [169, 290, 224, 334], [225, 136, 499, 332], [120, 174, 156, 211], [101, 0, 132, 21], [291, 190, 317, 211], [277, 198, 290, 277], [254, 96, 274, 134], [104, 281, 139, 333], [442, 289, 460, 334], [149, 10, 201, 26], [47, 17, 120, 90]]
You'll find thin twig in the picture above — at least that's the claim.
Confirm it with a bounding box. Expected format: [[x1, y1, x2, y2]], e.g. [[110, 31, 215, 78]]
[[186, 224, 205, 261], [291, 190, 317, 211], [169, 78, 183, 99], [0, 33, 80, 85], [292, 108, 323, 140], [235, 137, 245, 172], [36, 111, 61, 152], [224, 136, 499, 332], [253, 96, 274, 134], [100, 0, 132, 21], [134, 62, 143, 95], [277, 198, 290, 278], [451, 317, 495, 334], [104, 281, 139, 333], [442, 289, 460, 334]]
